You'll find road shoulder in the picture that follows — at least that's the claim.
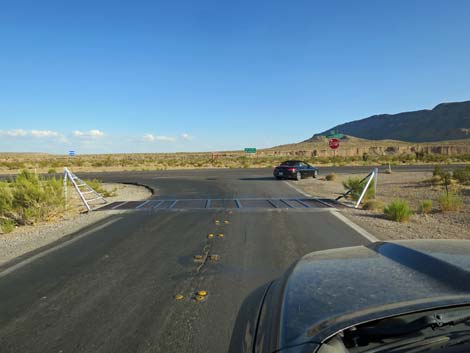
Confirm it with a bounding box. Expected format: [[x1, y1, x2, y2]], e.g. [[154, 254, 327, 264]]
[[284, 180, 379, 242], [286, 170, 470, 241], [0, 183, 151, 267]]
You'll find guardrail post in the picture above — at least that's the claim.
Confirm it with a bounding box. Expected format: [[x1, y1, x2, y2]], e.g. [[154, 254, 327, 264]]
[[63, 168, 68, 211], [373, 167, 378, 198], [355, 169, 376, 208]]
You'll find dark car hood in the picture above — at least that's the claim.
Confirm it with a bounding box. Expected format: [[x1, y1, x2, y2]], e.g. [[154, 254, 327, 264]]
[[278, 240, 470, 350]]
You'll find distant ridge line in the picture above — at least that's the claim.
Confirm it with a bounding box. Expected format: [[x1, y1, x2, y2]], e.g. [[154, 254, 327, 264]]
[[309, 100, 470, 143]]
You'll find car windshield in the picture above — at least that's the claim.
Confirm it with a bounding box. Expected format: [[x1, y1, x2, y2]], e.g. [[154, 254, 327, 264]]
[[320, 306, 470, 353], [281, 161, 299, 166]]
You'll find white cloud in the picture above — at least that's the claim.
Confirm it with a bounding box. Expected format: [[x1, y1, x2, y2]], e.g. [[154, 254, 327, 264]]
[[142, 133, 155, 142], [156, 135, 176, 142], [0, 129, 28, 137], [181, 133, 192, 141], [0, 129, 61, 138], [73, 129, 105, 137], [30, 130, 60, 137], [141, 134, 176, 142]]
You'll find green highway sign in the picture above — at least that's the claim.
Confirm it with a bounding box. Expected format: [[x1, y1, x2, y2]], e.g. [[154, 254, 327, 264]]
[[244, 147, 257, 153], [326, 133, 343, 139]]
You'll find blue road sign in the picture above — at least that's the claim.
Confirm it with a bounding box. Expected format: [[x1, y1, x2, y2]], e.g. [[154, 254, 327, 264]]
[[69, 150, 75, 157]]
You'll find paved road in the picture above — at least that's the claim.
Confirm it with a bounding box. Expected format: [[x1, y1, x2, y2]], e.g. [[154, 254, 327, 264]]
[[0, 169, 374, 352], [0, 162, 459, 184], [65, 163, 456, 197]]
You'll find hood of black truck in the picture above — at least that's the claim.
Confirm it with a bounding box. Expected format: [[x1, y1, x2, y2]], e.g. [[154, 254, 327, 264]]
[[275, 240, 470, 351]]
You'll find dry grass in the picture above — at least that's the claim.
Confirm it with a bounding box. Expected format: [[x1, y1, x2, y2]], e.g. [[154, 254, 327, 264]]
[[0, 171, 113, 233], [384, 199, 413, 222], [1, 149, 469, 175], [267, 136, 470, 151], [325, 173, 337, 181], [292, 170, 470, 240]]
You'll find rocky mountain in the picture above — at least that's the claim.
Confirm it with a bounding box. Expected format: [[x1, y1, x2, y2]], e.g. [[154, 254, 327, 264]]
[[309, 101, 470, 142]]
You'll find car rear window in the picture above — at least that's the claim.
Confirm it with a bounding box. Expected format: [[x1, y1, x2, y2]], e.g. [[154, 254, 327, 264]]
[[281, 161, 298, 166]]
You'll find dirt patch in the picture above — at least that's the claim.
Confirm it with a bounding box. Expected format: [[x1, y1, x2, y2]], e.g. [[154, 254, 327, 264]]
[[293, 171, 470, 241], [0, 183, 151, 266]]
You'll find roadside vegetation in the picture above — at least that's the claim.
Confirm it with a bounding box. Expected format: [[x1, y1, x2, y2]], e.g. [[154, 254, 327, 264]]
[[384, 199, 412, 222], [368, 165, 467, 222], [83, 179, 117, 197], [438, 193, 463, 212], [342, 176, 375, 202], [362, 200, 384, 211], [452, 166, 470, 185], [1, 152, 470, 174], [418, 200, 433, 214], [335, 165, 469, 223], [290, 167, 469, 239], [0, 171, 110, 234], [325, 173, 337, 181], [0, 171, 64, 233]]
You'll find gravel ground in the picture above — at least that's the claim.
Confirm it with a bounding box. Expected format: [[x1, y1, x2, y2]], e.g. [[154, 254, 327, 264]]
[[0, 183, 151, 266], [293, 171, 470, 241]]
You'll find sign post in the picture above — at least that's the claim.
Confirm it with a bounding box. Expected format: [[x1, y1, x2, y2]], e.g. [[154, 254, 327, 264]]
[[328, 138, 340, 165], [326, 130, 344, 139]]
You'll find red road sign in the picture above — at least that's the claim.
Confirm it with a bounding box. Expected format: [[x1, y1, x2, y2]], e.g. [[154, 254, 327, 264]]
[[329, 138, 340, 149]]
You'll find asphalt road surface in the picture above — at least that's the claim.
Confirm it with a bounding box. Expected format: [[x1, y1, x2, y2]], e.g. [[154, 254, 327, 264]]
[[0, 168, 378, 353]]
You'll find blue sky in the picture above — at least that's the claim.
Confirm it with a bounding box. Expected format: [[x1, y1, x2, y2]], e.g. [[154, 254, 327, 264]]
[[1, 0, 469, 154]]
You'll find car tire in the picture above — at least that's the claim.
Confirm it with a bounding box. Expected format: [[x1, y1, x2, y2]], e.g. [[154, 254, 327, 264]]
[[313, 170, 318, 178], [296, 172, 302, 181]]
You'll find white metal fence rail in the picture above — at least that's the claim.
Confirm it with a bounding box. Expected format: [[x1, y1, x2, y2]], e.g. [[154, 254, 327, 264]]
[[355, 168, 378, 208], [335, 167, 378, 208], [63, 168, 107, 211]]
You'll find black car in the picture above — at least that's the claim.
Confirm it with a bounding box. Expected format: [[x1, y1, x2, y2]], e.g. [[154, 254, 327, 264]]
[[273, 160, 319, 180], [229, 240, 470, 353]]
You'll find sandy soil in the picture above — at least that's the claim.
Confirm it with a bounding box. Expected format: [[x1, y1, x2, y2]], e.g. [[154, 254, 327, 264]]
[[294, 171, 470, 241], [0, 183, 151, 266]]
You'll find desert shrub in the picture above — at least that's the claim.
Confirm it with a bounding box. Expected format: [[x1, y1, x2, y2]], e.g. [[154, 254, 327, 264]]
[[362, 200, 384, 211], [433, 165, 446, 178], [0, 181, 13, 216], [419, 200, 433, 214], [6, 171, 65, 224], [428, 175, 442, 185], [12, 171, 44, 220], [4, 161, 26, 170], [84, 179, 116, 197], [325, 173, 337, 181], [384, 199, 412, 222], [438, 193, 463, 212], [442, 172, 452, 186], [453, 166, 470, 185], [342, 177, 376, 201], [47, 168, 57, 174], [0, 218, 15, 233], [41, 177, 65, 216]]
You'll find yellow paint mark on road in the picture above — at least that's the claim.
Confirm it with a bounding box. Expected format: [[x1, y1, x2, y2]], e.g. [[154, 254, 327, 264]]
[[197, 290, 208, 297], [193, 255, 203, 262], [175, 294, 184, 300], [207, 233, 214, 239], [224, 220, 230, 224], [209, 254, 220, 261], [195, 295, 205, 302], [217, 233, 224, 238]]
